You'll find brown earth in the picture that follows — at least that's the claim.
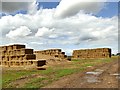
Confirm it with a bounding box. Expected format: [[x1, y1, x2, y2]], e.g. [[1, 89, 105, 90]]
[[43, 59, 119, 88], [8, 74, 45, 88], [3, 57, 119, 88]]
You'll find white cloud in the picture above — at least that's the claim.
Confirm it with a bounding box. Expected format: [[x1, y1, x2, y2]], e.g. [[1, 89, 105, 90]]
[[30, 42, 44, 45], [35, 27, 54, 37], [0, 10, 117, 53], [54, 0, 107, 18], [0, 1, 118, 55], [28, 1, 38, 15], [6, 26, 32, 39]]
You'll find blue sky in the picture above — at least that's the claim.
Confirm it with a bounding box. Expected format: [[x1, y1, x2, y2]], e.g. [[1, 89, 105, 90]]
[[38, 2, 59, 9], [1, 2, 118, 18], [97, 2, 118, 18], [37, 2, 118, 18], [0, 1, 118, 55]]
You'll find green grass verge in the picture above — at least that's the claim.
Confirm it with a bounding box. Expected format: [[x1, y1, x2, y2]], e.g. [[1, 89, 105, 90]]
[[23, 78, 46, 88], [2, 56, 118, 88], [2, 70, 40, 87]]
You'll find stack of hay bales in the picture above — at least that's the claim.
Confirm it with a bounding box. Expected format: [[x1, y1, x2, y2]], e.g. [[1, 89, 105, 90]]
[[0, 44, 46, 67], [34, 49, 67, 61], [72, 48, 111, 59]]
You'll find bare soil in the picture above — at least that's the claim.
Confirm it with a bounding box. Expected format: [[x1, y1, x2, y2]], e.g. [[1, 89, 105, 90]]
[[43, 59, 119, 88], [3, 57, 119, 88], [8, 74, 45, 88]]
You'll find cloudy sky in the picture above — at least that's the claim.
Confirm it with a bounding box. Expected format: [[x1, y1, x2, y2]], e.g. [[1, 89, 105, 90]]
[[0, 0, 118, 55]]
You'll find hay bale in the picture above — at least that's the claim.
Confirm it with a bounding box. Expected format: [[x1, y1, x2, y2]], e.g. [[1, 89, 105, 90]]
[[13, 44, 25, 50], [23, 54, 36, 60], [37, 60, 46, 67]]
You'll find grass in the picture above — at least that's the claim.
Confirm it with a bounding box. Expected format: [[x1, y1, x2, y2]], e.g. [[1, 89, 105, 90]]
[[2, 56, 118, 88], [2, 70, 46, 88], [55, 69, 77, 78], [24, 78, 46, 88]]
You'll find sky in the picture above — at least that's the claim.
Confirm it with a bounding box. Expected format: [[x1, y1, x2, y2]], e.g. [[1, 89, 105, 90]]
[[0, 0, 119, 55]]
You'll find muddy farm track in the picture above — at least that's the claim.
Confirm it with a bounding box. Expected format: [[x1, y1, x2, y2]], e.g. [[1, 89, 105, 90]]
[[43, 59, 119, 88], [2, 57, 119, 89]]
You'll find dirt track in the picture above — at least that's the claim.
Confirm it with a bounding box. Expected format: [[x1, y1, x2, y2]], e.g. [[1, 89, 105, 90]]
[[43, 59, 119, 88]]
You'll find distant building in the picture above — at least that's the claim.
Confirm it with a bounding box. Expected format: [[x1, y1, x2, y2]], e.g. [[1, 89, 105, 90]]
[[72, 48, 111, 59]]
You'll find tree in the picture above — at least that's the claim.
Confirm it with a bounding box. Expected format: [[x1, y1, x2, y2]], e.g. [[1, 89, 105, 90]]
[[116, 53, 120, 56]]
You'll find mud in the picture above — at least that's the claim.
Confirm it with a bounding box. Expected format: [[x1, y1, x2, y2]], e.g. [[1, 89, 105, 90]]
[[43, 59, 119, 88]]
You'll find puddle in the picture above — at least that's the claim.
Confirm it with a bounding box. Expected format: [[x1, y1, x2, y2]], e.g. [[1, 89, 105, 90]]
[[110, 73, 120, 76], [86, 71, 101, 76], [116, 76, 120, 79], [110, 73, 120, 80], [95, 69, 104, 72], [86, 69, 104, 76], [85, 69, 104, 83], [85, 76, 101, 83]]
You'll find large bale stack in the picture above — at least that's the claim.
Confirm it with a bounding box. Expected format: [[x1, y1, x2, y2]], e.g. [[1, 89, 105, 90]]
[[72, 48, 111, 59], [34, 49, 67, 60], [0, 44, 46, 67]]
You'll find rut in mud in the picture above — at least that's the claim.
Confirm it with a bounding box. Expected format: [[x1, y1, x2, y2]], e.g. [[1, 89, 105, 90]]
[[43, 59, 119, 88]]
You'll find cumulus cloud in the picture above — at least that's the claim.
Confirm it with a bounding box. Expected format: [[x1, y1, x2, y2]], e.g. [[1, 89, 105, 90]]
[[0, 10, 117, 47], [28, 1, 38, 15], [0, 1, 118, 54], [30, 42, 44, 45], [35, 27, 54, 37], [6, 26, 32, 39], [54, 0, 107, 18]]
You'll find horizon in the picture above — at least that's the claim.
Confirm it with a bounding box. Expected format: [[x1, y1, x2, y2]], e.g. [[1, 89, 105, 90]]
[[0, 43, 117, 55]]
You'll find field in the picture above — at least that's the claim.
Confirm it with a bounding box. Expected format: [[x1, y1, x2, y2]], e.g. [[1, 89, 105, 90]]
[[2, 56, 118, 88]]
